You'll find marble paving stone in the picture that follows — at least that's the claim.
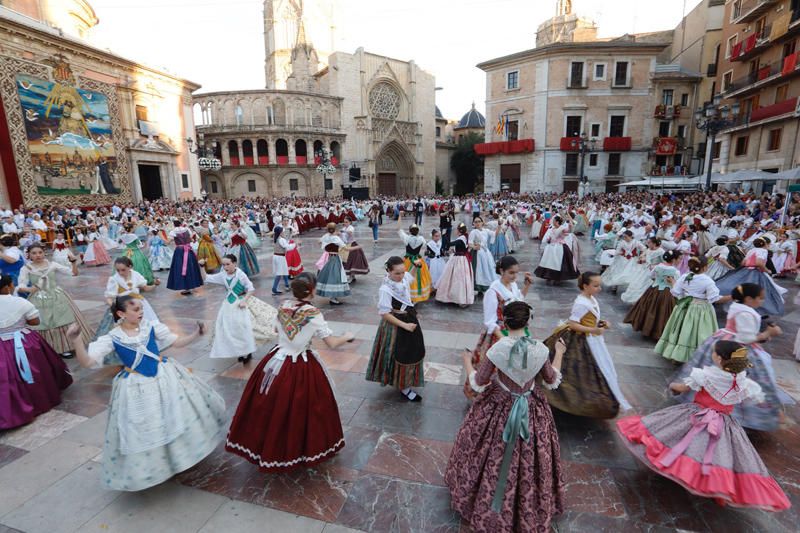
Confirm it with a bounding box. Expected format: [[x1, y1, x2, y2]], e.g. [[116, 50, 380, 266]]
[[560, 461, 626, 518], [0, 444, 27, 469], [219, 362, 257, 381], [336, 474, 460, 533], [71, 299, 106, 312], [336, 395, 364, 427], [329, 426, 381, 471], [0, 409, 87, 451], [349, 399, 463, 442], [199, 500, 325, 533], [1, 462, 120, 533], [82, 482, 226, 533], [0, 525, 24, 533], [555, 414, 639, 471], [0, 438, 100, 516], [57, 382, 113, 418], [321, 524, 365, 533], [363, 433, 453, 486], [423, 362, 464, 386], [317, 349, 365, 373], [60, 409, 108, 448]]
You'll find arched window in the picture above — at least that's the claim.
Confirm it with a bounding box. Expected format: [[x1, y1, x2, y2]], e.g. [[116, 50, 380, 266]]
[[242, 140, 254, 166], [295, 139, 307, 165], [273, 99, 285, 125], [330, 141, 341, 166], [256, 139, 269, 165], [267, 106, 275, 125], [235, 104, 244, 126], [276, 138, 288, 165], [313, 140, 323, 164], [228, 140, 240, 166], [192, 103, 203, 126]]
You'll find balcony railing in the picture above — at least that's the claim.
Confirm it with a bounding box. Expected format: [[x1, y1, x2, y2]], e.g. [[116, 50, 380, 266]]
[[654, 104, 682, 119], [603, 137, 632, 151], [731, 0, 779, 25], [560, 137, 581, 151], [474, 139, 535, 155], [567, 80, 587, 89], [649, 166, 690, 176], [653, 137, 679, 155], [724, 52, 800, 96], [731, 26, 772, 61]]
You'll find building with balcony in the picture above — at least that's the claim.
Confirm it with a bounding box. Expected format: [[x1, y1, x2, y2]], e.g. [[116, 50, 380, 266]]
[[0, 0, 202, 208], [476, 5, 671, 193], [713, 0, 800, 189]]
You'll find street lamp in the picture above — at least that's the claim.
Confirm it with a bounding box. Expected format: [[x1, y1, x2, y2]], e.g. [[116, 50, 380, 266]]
[[695, 95, 740, 190], [571, 132, 597, 196], [186, 134, 222, 172], [315, 147, 337, 198]]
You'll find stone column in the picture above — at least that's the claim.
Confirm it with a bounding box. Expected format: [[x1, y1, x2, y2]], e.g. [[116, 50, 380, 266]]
[[237, 140, 245, 167], [267, 137, 276, 164], [221, 140, 231, 166], [289, 138, 296, 165]]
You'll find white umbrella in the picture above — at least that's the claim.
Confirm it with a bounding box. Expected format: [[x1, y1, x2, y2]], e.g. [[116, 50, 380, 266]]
[[771, 167, 800, 181]]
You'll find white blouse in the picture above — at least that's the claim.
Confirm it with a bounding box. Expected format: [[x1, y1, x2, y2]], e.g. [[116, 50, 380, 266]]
[[684, 366, 764, 405], [105, 271, 148, 299], [671, 272, 720, 302], [483, 279, 523, 334], [727, 302, 761, 344], [86, 320, 177, 368], [273, 301, 333, 361], [205, 268, 254, 295], [0, 294, 38, 329], [569, 294, 601, 322], [378, 273, 414, 315]]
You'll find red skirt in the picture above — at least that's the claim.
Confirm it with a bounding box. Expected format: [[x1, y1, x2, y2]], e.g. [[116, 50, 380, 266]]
[[286, 244, 304, 276], [225, 347, 344, 472]]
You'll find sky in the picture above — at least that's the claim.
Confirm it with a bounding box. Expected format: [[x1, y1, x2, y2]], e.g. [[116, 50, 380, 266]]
[[88, 0, 703, 120]]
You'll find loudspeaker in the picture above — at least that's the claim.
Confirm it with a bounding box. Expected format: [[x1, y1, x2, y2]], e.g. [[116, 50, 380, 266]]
[[348, 167, 361, 181]]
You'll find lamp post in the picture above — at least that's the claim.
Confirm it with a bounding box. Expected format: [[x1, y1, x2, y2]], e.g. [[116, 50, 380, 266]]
[[186, 134, 222, 195], [571, 132, 597, 196], [695, 94, 740, 190], [315, 147, 336, 198]]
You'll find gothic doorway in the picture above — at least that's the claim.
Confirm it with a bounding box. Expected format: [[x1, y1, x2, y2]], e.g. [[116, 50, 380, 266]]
[[138, 164, 163, 200], [378, 173, 397, 196], [375, 140, 414, 196]]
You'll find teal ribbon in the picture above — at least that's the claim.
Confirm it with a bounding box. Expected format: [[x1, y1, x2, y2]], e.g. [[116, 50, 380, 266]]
[[492, 391, 530, 512], [226, 278, 246, 304], [14, 330, 34, 384], [508, 337, 534, 370]]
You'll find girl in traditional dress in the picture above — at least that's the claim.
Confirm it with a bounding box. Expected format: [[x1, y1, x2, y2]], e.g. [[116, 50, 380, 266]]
[[196, 220, 222, 274], [617, 340, 790, 511], [656, 256, 728, 363], [0, 275, 73, 430], [270, 225, 296, 296], [285, 227, 304, 278], [82, 225, 111, 267], [673, 283, 792, 432], [715, 237, 786, 316], [601, 230, 646, 291], [425, 229, 446, 289], [620, 236, 664, 304], [365, 256, 426, 402], [465, 255, 533, 399], [166, 221, 203, 295], [705, 236, 735, 280], [225, 274, 354, 472], [542, 272, 631, 418], [435, 223, 475, 307], [487, 213, 508, 260], [624, 250, 680, 341], [68, 296, 226, 491], [0, 234, 25, 285], [771, 231, 796, 277], [17, 244, 91, 357], [94, 257, 160, 340], [674, 231, 694, 275], [529, 209, 543, 240], [535, 215, 580, 284], [119, 227, 154, 285], [147, 229, 173, 272], [446, 302, 565, 533], [51, 232, 74, 267], [226, 221, 260, 277], [73, 228, 87, 260], [317, 223, 350, 305], [469, 217, 498, 293], [398, 221, 432, 303]]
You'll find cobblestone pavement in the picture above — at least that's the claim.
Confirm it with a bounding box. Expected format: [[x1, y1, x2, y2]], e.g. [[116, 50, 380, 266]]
[[1, 214, 799, 532]]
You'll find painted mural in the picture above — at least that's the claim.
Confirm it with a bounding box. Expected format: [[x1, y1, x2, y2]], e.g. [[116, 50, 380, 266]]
[[16, 73, 119, 195]]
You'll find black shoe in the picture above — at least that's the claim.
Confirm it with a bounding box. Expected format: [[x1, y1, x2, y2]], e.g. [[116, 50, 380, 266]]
[[61, 351, 75, 359], [181, 290, 191, 295], [330, 298, 342, 305], [403, 390, 422, 402], [272, 290, 282, 296], [237, 354, 253, 364]]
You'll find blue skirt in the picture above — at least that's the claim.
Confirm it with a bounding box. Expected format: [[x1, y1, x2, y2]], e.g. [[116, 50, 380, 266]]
[[591, 220, 602, 241], [715, 267, 785, 316], [489, 233, 508, 260], [167, 248, 204, 290], [316, 256, 350, 298], [236, 243, 260, 277]]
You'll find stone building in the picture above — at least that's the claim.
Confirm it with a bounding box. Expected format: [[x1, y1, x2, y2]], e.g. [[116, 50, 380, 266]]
[[435, 105, 457, 194], [193, 0, 437, 199], [0, 0, 202, 208]]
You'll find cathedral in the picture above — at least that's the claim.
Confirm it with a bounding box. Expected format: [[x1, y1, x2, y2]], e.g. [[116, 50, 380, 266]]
[[193, 0, 436, 198]]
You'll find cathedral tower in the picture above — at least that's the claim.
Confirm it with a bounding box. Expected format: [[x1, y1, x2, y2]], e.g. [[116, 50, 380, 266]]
[[263, 0, 335, 89]]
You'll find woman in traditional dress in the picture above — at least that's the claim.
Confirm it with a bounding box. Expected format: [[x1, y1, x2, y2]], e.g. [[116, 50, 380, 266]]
[[94, 256, 160, 340], [535, 215, 580, 284], [715, 238, 787, 316], [226, 221, 260, 278], [624, 250, 680, 341], [196, 220, 222, 274], [17, 244, 91, 357], [435, 223, 474, 307], [398, 221, 432, 303], [0, 234, 25, 285], [82, 225, 111, 267], [487, 213, 508, 260], [601, 230, 646, 291], [672, 283, 792, 432], [147, 229, 173, 272], [464, 255, 533, 399], [285, 227, 304, 278], [674, 231, 694, 275], [225, 274, 354, 472], [0, 275, 72, 430], [529, 209, 543, 240], [705, 236, 735, 280], [771, 231, 796, 277], [425, 228, 446, 289], [68, 296, 226, 491], [118, 227, 154, 285], [446, 301, 565, 533], [618, 340, 790, 511], [167, 221, 203, 295], [620, 236, 664, 304], [270, 225, 296, 296], [51, 231, 74, 267], [655, 256, 728, 363], [365, 256, 426, 401], [340, 217, 369, 281], [316, 223, 350, 305], [469, 217, 498, 294], [542, 272, 631, 418]]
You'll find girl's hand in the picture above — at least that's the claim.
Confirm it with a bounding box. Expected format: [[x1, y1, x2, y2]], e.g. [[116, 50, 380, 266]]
[[403, 322, 417, 333], [523, 272, 533, 285], [669, 382, 689, 394], [238, 300, 247, 309], [198, 259, 207, 266], [555, 337, 567, 355], [66, 324, 81, 340], [462, 349, 473, 366], [767, 324, 783, 337], [343, 332, 355, 342], [154, 278, 161, 286], [591, 327, 605, 336]]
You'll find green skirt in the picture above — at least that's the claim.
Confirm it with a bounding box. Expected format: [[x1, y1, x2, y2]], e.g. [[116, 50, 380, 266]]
[[123, 245, 155, 285], [654, 297, 717, 363]]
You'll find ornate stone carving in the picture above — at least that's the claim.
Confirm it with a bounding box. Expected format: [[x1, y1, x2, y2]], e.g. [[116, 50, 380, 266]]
[[368, 82, 400, 120]]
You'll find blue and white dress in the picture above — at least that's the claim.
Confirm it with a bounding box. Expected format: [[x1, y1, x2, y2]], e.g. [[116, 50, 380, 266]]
[[86, 321, 226, 491]]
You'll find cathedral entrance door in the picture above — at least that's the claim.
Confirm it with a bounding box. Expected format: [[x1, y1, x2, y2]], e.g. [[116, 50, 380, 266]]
[[138, 164, 163, 200], [378, 173, 397, 196]]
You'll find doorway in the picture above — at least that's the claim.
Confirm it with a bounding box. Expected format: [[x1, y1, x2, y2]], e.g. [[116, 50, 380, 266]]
[[500, 164, 521, 193], [378, 173, 397, 196], [605, 180, 621, 193], [138, 164, 163, 200], [563, 180, 578, 192]]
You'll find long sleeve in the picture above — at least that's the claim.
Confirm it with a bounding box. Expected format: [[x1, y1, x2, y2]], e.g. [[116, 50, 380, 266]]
[[733, 312, 760, 344], [86, 334, 115, 368], [703, 277, 721, 303], [538, 360, 562, 390], [278, 237, 296, 251], [469, 355, 496, 394], [482, 288, 500, 335]]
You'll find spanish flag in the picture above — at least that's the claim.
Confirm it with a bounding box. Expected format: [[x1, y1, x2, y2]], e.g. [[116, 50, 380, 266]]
[[495, 115, 506, 136]]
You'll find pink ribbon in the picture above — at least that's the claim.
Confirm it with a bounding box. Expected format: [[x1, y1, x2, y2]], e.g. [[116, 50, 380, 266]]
[[659, 408, 724, 475], [178, 244, 192, 275]]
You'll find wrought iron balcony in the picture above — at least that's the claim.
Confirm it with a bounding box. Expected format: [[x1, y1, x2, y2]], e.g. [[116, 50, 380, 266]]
[[731, 0, 779, 25]]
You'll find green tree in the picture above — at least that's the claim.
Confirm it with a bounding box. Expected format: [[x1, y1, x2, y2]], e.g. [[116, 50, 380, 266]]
[[450, 131, 485, 195]]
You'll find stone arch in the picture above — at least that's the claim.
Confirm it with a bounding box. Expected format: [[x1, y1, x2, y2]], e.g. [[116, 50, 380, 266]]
[[231, 171, 270, 198], [375, 139, 415, 195], [205, 172, 225, 197], [242, 140, 254, 165], [330, 140, 341, 164], [192, 103, 203, 126], [295, 139, 307, 165], [291, 98, 306, 126], [223, 99, 235, 127], [278, 170, 309, 197], [252, 98, 266, 126], [256, 139, 269, 165], [227, 140, 240, 165], [275, 138, 288, 165], [273, 98, 286, 125]]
